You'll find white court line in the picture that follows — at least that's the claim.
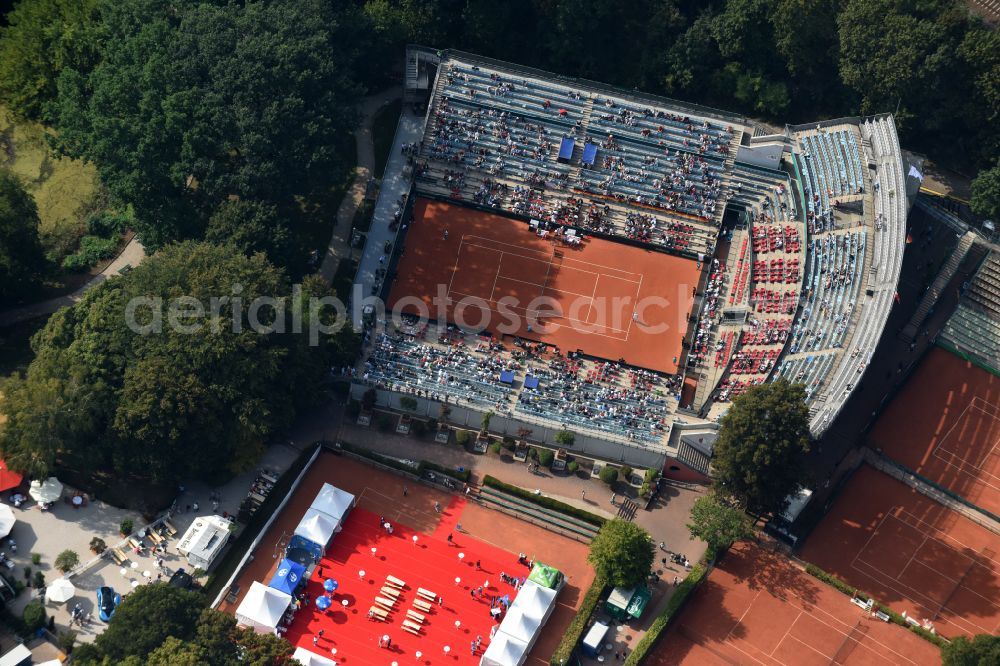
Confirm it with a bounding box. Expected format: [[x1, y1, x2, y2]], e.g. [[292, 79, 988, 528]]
[[446, 237, 465, 296], [931, 402, 1000, 487], [461, 234, 644, 281], [488, 251, 505, 301], [624, 272, 644, 340], [584, 274, 601, 323]]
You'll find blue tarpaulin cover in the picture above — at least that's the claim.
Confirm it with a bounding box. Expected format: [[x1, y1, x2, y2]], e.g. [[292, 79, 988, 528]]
[[269, 559, 306, 595], [558, 137, 575, 160], [523, 376, 540, 390], [582, 143, 598, 165], [499, 370, 515, 384]]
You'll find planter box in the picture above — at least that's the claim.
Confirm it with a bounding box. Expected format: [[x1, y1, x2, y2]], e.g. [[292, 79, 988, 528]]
[[357, 411, 372, 427], [397, 415, 412, 435], [473, 432, 490, 453], [591, 461, 605, 479], [513, 441, 529, 462], [435, 426, 450, 444]]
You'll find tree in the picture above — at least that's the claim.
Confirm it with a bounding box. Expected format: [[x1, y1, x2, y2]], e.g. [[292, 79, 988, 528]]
[[599, 465, 619, 486], [942, 633, 1000, 666], [687, 493, 754, 552], [712, 379, 810, 516], [554, 430, 575, 447], [971, 161, 1000, 222], [22, 601, 47, 632], [587, 519, 655, 588], [51, 0, 365, 257], [0, 0, 103, 120], [54, 549, 79, 573], [205, 199, 294, 270], [89, 584, 203, 661], [0, 170, 46, 307], [0, 242, 357, 486]]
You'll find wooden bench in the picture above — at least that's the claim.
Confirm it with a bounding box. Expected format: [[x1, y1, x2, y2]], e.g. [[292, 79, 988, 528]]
[[374, 596, 396, 610], [163, 520, 178, 536], [406, 609, 425, 623], [416, 587, 436, 602], [147, 531, 163, 545], [401, 624, 421, 636], [380, 586, 400, 599], [126, 537, 141, 551], [110, 548, 128, 565], [402, 619, 422, 633], [413, 599, 433, 613], [386, 574, 406, 588], [369, 606, 389, 621]]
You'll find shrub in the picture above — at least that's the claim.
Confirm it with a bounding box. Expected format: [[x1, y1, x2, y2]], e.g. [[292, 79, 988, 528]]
[[30, 553, 41, 566], [361, 388, 378, 411], [554, 430, 575, 446], [640, 482, 651, 498], [89, 538, 106, 554], [120, 518, 134, 536], [621, 465, 634, 482], [377, 415, 393, 431], [480, 410, 494, 432], [86, 211, 129, 238], [482, 476, 606, 527], [599, 465, 619, 485], [419, 460, 471, 483], [57, 629, 77, 654], [488, 442, 502, 455], [399, 396, 418, 411], [537, 448, 555, 467], [567, 460, 579, 474], [32, 571, 44, 591], [61, 235, 119, 271], [23, 567, 31, 583], [55, 549, 80, 573], [346, 399, 361, 418], [22, 601, 47, 633], [411, 419, 428, 437], [644, 468, 660, 483], [549, 577, 606, 665], [455, 430, 470, 446], [624, 564, 707, 665], [502, 436, 516, 450]]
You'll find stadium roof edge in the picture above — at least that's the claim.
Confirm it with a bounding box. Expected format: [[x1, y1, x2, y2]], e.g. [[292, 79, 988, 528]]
[[423, 46, 749, 128]]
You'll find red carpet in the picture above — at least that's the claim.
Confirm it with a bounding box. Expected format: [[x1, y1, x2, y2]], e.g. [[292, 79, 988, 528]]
[[285, 506, 530, 665]]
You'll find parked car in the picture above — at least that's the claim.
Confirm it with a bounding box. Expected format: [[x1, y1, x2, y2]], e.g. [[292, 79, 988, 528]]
[[97, 586, 120, 621]]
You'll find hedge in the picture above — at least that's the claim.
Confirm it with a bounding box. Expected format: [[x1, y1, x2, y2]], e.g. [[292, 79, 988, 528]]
[[804, 564, 947, 647], [483, 475, 607, 527], [623, 563, 707, 666], [419, 460, 471, 483], [339, 442, 471, 483], [549, 577, 607, 665]]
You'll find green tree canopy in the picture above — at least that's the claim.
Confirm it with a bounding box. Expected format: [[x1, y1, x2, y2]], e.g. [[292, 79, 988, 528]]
[[0, 0, 103, 120], [971, 161, 1000, 223], [88, 584, 203, 661], [587, 519, 655, 588], [51, 0, 365, 260], [205, 199, 294, 269], [687, 492, 754, 553], [0, 169, 46, 306], [0, 241, 357, 485], [712, 378, 810, 516], [941, 633, 1000, 666]]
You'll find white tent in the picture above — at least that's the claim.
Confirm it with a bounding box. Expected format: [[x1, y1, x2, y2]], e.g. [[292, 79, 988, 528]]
[[508, 580, 557, 622], [45, 578, 76, 604], [479, 633, 529, 666], [496, 608, 539, 644], [235, 581, 292, 634], [0, 504, 14, 540], [28, 477, 63, 504], [309, 484, 355, 523], [292, 646, 339, 666], [294, 508, 339, 546]]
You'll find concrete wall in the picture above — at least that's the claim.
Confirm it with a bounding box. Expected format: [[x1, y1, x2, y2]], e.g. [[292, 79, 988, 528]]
[[351, 383, 668, 469]]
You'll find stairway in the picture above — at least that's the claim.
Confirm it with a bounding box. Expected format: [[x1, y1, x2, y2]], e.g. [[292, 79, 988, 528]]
[[900, 230, 976, 340]]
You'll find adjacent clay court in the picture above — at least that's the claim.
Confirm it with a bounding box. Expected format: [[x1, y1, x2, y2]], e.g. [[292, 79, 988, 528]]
[[869, 347, 1000, 516], [800, 464, 1000, 639], [389, 198, 699, 374], [218, 452, 593, 665], [652, 541, 940, 665]]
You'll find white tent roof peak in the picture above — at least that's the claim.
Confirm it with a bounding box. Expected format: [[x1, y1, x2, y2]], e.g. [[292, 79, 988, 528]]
[[310, 483, 354, 522], [235, 581, 292, 633], [294, 508, 338, 546]]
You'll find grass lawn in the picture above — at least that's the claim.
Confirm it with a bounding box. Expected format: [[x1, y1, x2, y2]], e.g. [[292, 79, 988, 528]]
[[0, 106, 102, 263], [372, 98, 402, 179]]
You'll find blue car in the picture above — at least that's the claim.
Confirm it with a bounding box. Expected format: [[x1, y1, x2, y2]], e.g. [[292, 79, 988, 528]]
[[97, 586, 120, 621]]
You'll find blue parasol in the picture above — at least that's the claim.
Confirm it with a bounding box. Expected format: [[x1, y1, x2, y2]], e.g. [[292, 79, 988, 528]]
[[315, 595, 332, 611], [323, 578, 339, 593]]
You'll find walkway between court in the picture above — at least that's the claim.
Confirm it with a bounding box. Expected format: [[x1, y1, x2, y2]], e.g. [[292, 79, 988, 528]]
[[320, 86, 402, 284]]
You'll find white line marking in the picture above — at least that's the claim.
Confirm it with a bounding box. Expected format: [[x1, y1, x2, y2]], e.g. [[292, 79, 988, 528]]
[[461, 234, 644, 280], [446, 237, 465, 296]]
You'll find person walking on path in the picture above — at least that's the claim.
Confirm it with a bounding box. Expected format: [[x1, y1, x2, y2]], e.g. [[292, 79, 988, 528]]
[[434, 501, 441, 513], [402, 485, 408, 496]]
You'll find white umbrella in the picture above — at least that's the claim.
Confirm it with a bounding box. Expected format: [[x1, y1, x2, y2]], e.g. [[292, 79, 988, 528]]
[[0, 504, 14, 539], [28, 477, 63, 504], [46, 578, 75, 604]]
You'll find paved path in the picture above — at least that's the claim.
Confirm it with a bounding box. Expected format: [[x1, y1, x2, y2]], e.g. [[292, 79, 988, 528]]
[[0, 236, 146, 328], [320, 86, 404, 284]]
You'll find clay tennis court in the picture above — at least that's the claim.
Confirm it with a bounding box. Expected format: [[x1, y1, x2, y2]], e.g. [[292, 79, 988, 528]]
[[651, 541, 940, 665], [218, 451, 592, 665], [800, 464, 1000, 639], [389, 198, 699, 374], [869, 347, 1000, 516]]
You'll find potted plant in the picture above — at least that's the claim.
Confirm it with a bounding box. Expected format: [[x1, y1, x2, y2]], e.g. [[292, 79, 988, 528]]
[[55, 550, 79, 574], [89, 538, 107, 555], [119, 518, 134, 536]]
